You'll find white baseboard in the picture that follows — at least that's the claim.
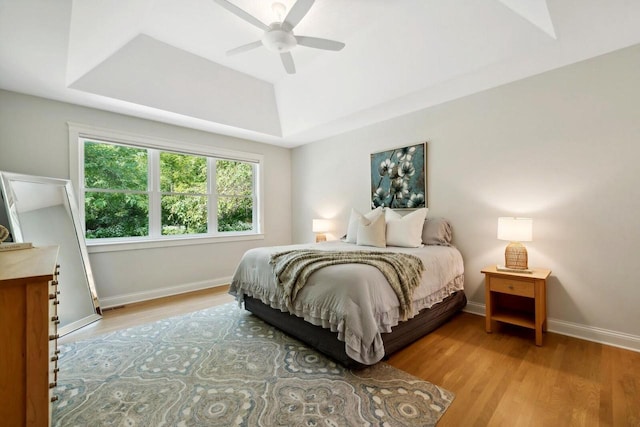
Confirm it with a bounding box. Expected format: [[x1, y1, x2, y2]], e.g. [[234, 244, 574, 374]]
[[463, 301, 486, 317], [547, 318, 640, 353], [463, 302, 640, 353], [99, 277, 232, 309], [59, 313, 102, 337]]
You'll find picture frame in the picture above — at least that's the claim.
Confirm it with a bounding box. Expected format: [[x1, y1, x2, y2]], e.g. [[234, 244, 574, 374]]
[[370, 142, 427, 209]]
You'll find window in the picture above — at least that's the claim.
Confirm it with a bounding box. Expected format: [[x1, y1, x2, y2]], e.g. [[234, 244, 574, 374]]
[[216, 160, 254, 232], [159, 151, 208, 236], [69, 123, 263, 250], [84, 142, 149, 238]]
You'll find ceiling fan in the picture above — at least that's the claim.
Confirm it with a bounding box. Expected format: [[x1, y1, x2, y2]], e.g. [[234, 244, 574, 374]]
[[213, 0, 345, 74]]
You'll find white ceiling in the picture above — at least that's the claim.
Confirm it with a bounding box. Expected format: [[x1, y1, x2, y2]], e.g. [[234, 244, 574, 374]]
[[1, 0, 640, 148]]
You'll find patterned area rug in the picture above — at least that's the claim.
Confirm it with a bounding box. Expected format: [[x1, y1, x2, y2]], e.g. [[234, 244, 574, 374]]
[[53, 303, 454, 426]]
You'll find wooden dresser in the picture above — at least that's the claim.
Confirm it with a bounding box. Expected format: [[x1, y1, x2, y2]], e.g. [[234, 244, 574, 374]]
[[0, 246, 60, 427]]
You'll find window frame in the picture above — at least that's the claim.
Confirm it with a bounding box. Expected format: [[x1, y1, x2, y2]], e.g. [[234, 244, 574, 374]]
[[68, 122, 264, 253]]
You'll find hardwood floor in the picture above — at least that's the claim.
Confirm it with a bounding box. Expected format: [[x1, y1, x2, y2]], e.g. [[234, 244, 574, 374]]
[[59, 286, 234, 345], [387, 315, 640, 427], [60, 288, 640, 426]]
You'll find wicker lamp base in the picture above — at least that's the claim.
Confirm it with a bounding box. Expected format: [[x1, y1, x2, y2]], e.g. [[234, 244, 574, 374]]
[[504, 242, 528, 270], [0, 225, 9, 243]]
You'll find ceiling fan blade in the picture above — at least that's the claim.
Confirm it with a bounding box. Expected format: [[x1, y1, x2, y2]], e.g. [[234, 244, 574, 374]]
[[212, 0, 270, 31], [280, 52, 296, 74], [282, 0, 314, 31], [226, 40, 263, 56], [296, 36, 345, 51]]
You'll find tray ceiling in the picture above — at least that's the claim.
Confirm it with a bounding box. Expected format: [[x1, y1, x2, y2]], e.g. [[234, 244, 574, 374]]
[[1, 0, 639, 147]]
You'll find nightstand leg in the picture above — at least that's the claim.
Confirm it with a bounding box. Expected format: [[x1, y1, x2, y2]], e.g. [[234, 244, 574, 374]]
[[485, 276, 493, 333], [534, 279, 546, 346]]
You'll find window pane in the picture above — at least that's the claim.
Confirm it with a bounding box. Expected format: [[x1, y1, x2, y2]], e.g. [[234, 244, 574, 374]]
[[218, 196, 253, 232], [161, 195, 208, 235], [84, 192, 149, 238], [84, 141, 147, 191], [160, 152, 207, 193], [216, 160, 252, 196]]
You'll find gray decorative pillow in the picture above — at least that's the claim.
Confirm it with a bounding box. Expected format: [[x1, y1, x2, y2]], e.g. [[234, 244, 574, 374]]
[[421, 217, 453, 246]]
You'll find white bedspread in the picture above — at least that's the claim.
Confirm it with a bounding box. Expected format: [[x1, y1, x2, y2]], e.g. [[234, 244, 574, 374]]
[[229, 241, 464, 365]]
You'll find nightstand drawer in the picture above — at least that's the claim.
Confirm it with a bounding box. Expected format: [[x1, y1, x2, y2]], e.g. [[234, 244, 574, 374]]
[[490, 277, 534, 297]]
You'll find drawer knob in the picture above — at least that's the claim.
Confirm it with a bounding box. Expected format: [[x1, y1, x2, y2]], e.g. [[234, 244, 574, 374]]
[[49, 293, 57, 300], [51, 395, 59, 403], [51, 355, 59, 362], [53, 300, 60, 305], [49, 382, 57, 389], [49, 334, 59, 341]]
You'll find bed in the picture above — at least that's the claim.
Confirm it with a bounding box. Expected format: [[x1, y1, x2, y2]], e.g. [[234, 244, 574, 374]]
[[229, 215, 466, 369]]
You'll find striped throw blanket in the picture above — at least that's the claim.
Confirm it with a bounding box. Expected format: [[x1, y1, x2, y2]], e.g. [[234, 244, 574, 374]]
[[270, 250, 425, 321]]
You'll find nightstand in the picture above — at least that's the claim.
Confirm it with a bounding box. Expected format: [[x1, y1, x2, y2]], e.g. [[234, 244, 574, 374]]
[[482, 265, 551, 346]]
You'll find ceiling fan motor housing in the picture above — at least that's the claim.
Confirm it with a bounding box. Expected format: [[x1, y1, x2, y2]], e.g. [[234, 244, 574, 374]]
[[262, 22, 297, 52]]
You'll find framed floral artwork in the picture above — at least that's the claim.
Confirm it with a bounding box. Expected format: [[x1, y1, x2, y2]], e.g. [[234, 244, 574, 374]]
[[371, 142, 426, 209]]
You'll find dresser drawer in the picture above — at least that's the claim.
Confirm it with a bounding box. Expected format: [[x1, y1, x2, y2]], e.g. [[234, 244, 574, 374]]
[[490, 277, 534, 297]]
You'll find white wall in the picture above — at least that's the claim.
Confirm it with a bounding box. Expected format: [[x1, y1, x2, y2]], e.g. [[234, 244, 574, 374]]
[[0, 90, 292, 306], [292, 44, 640, 350]]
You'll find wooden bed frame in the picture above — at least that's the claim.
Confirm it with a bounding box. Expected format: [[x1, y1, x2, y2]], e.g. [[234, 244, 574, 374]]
[[243, 290, 467, 369]]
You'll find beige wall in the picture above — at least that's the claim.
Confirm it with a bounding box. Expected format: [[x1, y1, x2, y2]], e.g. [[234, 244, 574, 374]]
[[0, 90, 292, 305], [292, 44, 640, 349]]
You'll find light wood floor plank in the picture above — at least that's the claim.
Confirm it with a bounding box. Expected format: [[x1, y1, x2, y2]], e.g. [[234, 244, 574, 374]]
[[60, 288, 640, 426]]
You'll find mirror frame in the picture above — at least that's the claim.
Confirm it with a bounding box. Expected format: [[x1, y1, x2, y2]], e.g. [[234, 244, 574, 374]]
[[0, 171, 101, 334]]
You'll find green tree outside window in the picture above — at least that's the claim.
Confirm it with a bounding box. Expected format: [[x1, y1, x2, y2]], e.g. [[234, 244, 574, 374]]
[[83, 140, 256, 239]]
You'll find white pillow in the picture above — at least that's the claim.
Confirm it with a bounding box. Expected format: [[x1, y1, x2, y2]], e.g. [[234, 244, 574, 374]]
[[385, 208, 429, 247], [356, 212, 386, 248], [345, 207, 383, 243]]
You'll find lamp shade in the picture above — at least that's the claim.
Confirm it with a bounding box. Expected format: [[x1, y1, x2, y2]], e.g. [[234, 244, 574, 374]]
[[312, 219, 330, 233], [497, 217, 533, 242]]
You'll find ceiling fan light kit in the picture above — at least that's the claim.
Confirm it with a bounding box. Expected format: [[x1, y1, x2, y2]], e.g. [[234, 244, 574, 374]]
[[214, 0, 345, 74], [262, 23, 297, 53], [271, 2, 287, 21]]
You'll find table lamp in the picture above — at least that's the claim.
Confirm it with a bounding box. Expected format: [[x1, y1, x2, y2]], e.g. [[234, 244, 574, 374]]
[[497, 217, 533, 271], [312, 219, 330, 242]]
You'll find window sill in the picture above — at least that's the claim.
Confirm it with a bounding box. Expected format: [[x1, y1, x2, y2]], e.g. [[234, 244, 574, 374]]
[[86, 233, 264, 253]]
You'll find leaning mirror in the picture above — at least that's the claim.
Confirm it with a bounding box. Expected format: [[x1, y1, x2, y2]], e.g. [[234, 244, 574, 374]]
[[0, 171, 101, 335]]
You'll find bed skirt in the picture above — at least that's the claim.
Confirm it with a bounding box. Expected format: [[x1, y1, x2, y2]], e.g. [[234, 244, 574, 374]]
[[243, 290, 467, 369]]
